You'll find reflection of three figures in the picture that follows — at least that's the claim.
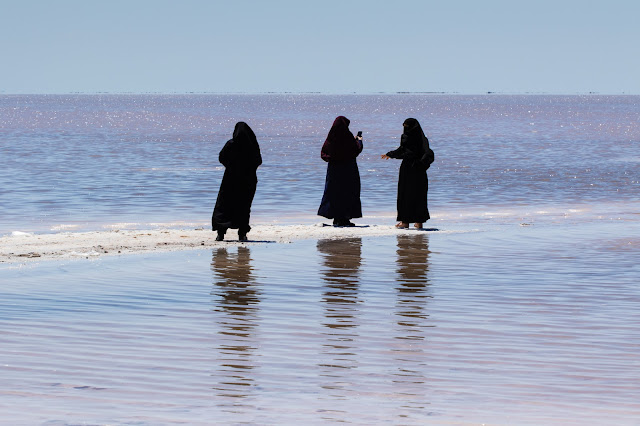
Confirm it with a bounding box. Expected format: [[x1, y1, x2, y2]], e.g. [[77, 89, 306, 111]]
[[209, 234, 431, 399]]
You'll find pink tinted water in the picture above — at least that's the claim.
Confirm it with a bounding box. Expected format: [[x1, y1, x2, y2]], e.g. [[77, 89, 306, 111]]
[[1, 220, 639, 424], [1, 94, 639, 233], [1, 94, 639, 424]]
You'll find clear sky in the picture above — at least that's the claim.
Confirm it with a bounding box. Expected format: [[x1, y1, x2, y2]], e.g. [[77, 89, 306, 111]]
[[2, 0, 639, 94]]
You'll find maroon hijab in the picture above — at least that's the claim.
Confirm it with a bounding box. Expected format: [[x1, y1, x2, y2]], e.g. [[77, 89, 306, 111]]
[[321, 116, 361, 162]]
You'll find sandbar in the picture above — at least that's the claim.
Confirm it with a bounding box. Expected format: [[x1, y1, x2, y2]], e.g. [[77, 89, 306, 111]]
[[0, 224, 436, 264]]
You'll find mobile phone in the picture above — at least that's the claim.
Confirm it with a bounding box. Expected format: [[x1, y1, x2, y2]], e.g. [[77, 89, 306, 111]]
[[357, 131, 362, 137]]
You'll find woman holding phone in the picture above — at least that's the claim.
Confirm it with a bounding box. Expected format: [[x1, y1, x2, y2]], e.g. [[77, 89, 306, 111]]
[[317, 116, 364, 227]]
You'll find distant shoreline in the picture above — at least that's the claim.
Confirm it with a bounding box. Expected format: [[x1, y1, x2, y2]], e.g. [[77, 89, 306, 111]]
[[1, 92, 637, 96]]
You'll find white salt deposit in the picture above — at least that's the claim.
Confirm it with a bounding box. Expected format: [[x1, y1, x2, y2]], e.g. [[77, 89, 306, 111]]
[[0, 224, 447, 263]]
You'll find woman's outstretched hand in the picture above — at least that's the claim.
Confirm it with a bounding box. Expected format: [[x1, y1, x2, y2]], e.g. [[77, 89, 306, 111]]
[[381, 154, 390, 160]]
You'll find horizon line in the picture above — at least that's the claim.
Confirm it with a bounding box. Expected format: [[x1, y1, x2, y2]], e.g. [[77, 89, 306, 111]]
[[0, 90, 637, 96]]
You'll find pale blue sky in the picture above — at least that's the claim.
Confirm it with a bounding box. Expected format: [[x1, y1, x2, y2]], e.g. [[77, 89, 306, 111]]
[[1, 0, 638, 94]]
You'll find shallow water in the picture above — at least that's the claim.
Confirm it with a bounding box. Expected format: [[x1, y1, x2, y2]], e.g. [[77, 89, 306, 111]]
[[1, 94, 639, 424], [1, 94, 639, 233], [1, 221, 639, 424]]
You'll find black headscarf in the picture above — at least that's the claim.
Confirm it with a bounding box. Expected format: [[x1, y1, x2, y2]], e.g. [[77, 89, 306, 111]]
[[321, 116, 362, 162], [401, 118, 434, 169], [219, 121, 262, 169]]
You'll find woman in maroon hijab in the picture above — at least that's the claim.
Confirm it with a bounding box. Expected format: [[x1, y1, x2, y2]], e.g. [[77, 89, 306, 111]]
[[318, 116, 364, 227]]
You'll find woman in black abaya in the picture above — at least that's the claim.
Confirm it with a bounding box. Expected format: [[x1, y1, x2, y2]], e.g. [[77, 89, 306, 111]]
[[381, 118, 434, 229], [318, 116, 363, 227], [212, 122, 262, 241]]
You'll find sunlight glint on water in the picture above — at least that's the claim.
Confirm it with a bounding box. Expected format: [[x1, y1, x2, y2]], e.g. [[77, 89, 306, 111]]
[[1, 94, 639, 233], [2, 226, 639, 423], [1, 94, 639, 424]]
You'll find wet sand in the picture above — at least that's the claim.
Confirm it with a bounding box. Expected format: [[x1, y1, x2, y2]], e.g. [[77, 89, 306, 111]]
[[0, 224, 446, 264]]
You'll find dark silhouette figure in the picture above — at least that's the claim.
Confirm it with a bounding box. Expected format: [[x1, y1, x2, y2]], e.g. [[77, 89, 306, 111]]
[[381, 118, 434, 229], [212, 122, 262, 241], [317, 116, 363, 227]]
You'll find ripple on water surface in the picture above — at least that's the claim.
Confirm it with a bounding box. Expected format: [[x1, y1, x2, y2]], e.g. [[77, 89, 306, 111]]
[[1, 223, 639, 424]]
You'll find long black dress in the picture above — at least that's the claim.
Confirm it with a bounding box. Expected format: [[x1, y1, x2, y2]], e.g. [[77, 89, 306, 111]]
[[212, 122, 262, 234], [386, 118, 435, 223], [317, 116, 363, 222]]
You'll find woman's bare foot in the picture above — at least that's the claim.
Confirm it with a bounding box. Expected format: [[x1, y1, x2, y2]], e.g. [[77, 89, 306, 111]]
[[395, 222, 409, 229], [414, 223, 423, 229]]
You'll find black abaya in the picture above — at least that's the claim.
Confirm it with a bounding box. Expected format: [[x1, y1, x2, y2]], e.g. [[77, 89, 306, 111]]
[[212, 122, 262, 234], [317, 116, 363, 220], [386, 118, 434, 223]]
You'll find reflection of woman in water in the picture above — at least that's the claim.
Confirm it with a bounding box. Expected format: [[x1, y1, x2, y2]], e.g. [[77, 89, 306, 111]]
[[212, 122, 262, 241], [210, 247, 260, 398], [316, 238, 362, 373], [318, 116, 364, 227], [211, 247, 258, 309], [317, 238, 362, 316], [381, 118, 434, 230], [395, 233, 431, 332], [392, 233, 431, 408]]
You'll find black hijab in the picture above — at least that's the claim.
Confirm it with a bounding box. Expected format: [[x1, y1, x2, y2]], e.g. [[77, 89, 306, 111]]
[[220, 121, 262, 168], [321, 116, 361, 162], [231, 122, 259, 151], [402, 118, 434, 169]]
